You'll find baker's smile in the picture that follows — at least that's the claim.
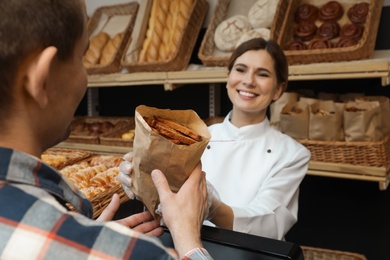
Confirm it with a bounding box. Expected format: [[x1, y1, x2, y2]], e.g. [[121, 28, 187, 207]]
[[238, 90, 258, 97]]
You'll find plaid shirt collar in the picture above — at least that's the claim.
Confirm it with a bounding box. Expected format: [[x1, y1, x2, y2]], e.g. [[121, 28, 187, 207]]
[[0, 147, 93, 218]]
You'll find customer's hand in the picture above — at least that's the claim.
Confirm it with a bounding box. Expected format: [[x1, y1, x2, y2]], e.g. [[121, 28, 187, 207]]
[[151, 162, 207, 258], [97, 193, 163, 237], [117, 152, 135, 199]]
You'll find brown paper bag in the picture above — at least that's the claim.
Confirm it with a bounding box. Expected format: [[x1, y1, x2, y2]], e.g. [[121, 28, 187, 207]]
[[131, 105, 211, 219], [309, 100, 344, 141], [270, 92, 298, 130], [344, 101, 382, 141], [356, 96, 390, 136], [279, 101, 310, 140]]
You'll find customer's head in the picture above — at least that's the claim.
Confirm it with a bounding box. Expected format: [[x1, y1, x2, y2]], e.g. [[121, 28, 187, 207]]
[[0, 0, 89, 151], [228, 38, 288, 95]]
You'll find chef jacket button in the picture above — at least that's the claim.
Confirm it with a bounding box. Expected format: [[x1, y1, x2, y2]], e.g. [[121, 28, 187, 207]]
[[267, 149, 271, 153], [207, 145, 211, 149]]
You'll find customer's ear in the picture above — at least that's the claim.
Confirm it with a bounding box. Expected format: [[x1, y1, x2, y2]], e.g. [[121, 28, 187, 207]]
[[24, 46, 57, 108]]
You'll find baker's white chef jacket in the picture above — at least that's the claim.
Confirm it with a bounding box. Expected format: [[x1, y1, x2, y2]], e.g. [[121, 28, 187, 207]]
[[201, 112, 311, 240]]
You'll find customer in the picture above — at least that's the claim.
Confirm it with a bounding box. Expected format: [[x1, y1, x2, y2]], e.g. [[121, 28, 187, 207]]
[[200, 38, 311, 240], [119, 38, 310, 241], [0, 1, 211, 259]]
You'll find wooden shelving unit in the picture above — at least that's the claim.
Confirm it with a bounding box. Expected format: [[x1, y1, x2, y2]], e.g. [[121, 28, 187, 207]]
[[83, 50, 390, 190]]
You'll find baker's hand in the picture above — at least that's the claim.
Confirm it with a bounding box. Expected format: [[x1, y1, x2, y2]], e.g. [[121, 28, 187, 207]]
[[204, 180, 222, 221], [117, 152, 135, 199]]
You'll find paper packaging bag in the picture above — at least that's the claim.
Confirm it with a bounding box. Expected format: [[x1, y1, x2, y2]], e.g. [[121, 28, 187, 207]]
[[279, 101, 310, 140], [270, 92, 298, 130], [131, 105, 211, 220], [309, 100, 344, 141], [344, 101, 382, 141]]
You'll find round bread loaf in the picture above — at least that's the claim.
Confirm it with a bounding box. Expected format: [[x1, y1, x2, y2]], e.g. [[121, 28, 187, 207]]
[[214, 15, 251, 52], [248, 0, 281, 28], [235, 28, 271, 48]]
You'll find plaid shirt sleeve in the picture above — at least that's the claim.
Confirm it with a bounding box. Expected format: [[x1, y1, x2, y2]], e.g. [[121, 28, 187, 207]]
[[184, 248, 213, 260]]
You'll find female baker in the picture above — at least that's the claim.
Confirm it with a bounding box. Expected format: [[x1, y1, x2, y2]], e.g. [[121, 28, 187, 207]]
[[118, 38, 310, 241], [201, 37, 311, 240]]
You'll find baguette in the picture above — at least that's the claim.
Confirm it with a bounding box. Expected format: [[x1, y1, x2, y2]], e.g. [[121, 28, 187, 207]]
[[99, 32, 124, 65], [83, 32, 110, 67]]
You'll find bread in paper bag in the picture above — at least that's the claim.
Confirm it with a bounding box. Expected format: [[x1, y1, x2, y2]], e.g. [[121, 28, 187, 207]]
[[131, 105, 211, 220]]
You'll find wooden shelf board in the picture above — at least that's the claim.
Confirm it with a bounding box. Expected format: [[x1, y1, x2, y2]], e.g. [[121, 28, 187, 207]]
[[87, 50, 390, 88], [56, 142, 131, 154]]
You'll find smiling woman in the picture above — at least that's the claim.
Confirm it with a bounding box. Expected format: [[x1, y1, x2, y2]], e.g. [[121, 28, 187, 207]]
[[200, 37, 311, 240]]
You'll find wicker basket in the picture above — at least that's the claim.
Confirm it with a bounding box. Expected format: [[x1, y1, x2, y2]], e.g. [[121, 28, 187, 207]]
[[85, 2, 139, 74], [301, 246, 367, 260], [297, 132, 390, 170], [89, 185, 129, 219], [99, 119, 135, 147], [121, 0, 209, 72], [198, 0, 289, 67], [277, 0, 383, 65], [65, 117, 133, 145]]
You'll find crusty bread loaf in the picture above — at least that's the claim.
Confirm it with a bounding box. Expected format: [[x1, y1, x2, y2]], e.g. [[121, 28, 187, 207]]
[[100, 32, 124, 65], [83, 32, 110, 67], [139, 0, 170, 62], [248, 0, 280, 29], [235, 28, 271, 48], [159, 0, 193, 61], [214, 15, 251, 52]]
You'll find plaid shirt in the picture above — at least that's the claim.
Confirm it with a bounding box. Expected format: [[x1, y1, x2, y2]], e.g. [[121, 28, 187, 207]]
[[0, 147, 212, 260]]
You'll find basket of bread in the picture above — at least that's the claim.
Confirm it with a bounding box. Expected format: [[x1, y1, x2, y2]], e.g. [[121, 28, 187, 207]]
[[82, 2, 139, 74], [278, 0, 383, 65], [65, 116, 134, 145], [198, 0, 289, 67], [42, 148, 128, 218], [120, 0, 209, 72]]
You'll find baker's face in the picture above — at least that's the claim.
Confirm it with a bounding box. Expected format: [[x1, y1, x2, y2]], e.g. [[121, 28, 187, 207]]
[[227, 49, 283, 117], [45, 15, 89, 147]]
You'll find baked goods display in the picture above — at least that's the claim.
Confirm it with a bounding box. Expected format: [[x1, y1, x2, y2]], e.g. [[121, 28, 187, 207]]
[[285, 40, 308, 50], [213, 0, 281, 53], [284, 0, 372, 52], [138, 0, 194, 62], [143, 116, 202, 145], [60, 155, 123, 199]]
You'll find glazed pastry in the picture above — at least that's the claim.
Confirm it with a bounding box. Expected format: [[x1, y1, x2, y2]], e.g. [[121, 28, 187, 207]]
[[318, 1, 344, 22], [335, 38, 358, 48], [340, 23, 364, 41], [308, 38, 333, 49], [235, 28, 271, 48], [214, 15, 251, 52], [293, 21, 317, 41], [294, 3, 319, 23], [317, 21, 340, 40], [248, 0, 281, 28], [348, 2, 370, 24], [284, 40, 307, 50]]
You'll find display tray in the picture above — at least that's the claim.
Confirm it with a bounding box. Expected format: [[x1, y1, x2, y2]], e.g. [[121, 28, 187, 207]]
[[198, 0, 288, 67], [99, 122, 135, 148], [301, 246, 367, 260], [121, 0, 209, 72], [298, 132, 390, 176], [278, 0, 383, 65]]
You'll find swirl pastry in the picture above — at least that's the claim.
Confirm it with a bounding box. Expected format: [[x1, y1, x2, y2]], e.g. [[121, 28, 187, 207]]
[[340, 23, 364, 41], [294, 3, 319, 23], [308, 39, 333, 49], [284, 40, 307, 50], [293, 21, 317, 41], [348, 2, 370, 24], [317, 21, 340, 40], [336, 38, 358, 48], [318, 1, 344, 22]]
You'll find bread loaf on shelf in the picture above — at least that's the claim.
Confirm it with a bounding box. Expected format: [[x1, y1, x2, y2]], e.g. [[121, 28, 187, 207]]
[[83, 32, 110, 67], [100, 32, 124, 65]]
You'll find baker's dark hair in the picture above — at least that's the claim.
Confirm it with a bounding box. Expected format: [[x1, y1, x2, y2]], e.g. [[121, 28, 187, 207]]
[[227, 38, 289, 94], [0, 0, 85, 114]]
